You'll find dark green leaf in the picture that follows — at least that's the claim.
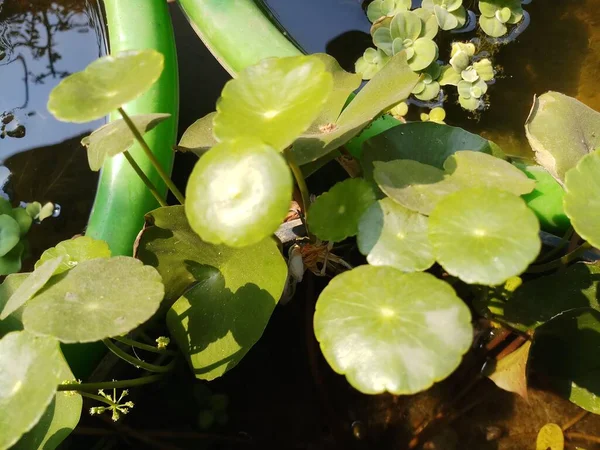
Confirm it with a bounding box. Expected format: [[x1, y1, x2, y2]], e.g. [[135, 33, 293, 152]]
[[178, 112, 217, 157]]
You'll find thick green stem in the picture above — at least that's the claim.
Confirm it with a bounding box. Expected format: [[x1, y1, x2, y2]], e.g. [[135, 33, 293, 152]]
[[284, 147, 311, 227], [118, 107, 185, 204], [58, 374, 163, 392], [527, 242, 593, 273], [103, 339, 174, 373], [122, 151, 167, 207], [112, 336, 176, 355]]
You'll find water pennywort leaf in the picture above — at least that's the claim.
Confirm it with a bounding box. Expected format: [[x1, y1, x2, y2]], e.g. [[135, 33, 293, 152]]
[[314, 267, 472, 395], [81, 113, 171, 171], [185, 137, 293, 248], [22, 257, 164, 343], [35, 236, 111, 275], [213, 55, 333, 151], [358, 198, 434, 272], [307, 178, 376, 242], [0, 330, 62, 449], [429, 188, 541, 285], [48, 49, 165, 123]]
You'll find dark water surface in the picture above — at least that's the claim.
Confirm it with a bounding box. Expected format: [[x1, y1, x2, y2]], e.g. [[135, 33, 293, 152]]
[[264, 0, 600, 158], [0, 0, 104, 262]]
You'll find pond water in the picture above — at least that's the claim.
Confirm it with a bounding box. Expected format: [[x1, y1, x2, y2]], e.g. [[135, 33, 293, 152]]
[[263, 0, 600, 159], [0, 0, 104, 263]]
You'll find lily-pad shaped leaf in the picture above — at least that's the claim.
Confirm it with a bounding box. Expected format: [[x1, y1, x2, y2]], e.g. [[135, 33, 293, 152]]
[[1, 257, 64, 320], [185, 137, 292, 248], [35, 236, 111, 275], [213, 55, 333, 151], [536, 423, 564, 450], [0, 330, 62, 449], [48, 49, 164, 123], [525, 92, 600, 183], [294, 51, 419, 165], [361, 122, 501, 180], [479, 15, 508, 37], [358, 198, 434, 272], [308, 178, 376, 242], [13, 353, 82, 450], [563, 149, 600, 249], [0, 241, 25, 276], [136, 206, 287, 380], [374, 160, 461, 215], [485, 341, 531, 399], [314, 267, 472, 395], [178, 112, 217, 157], [22, 257, 164, 343], [504, 262, 600, 331], [81, 113, 171, 171], [530, 308, 600, 414], [367, 0, 411, 22], [0, 214, 21, 258], [429, 188, 541, 285]]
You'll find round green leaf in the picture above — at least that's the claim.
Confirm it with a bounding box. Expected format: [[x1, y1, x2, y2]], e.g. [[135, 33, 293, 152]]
[[47, 49, 165, 123], [434, 5, 458, 30], [1, 257, 64, 320], [11, 208, 32, 237], [473, 58, 495, 82], [185, 138, 292, 248], [439, 65, 462, 86], [374, 160, 461, 215], [0, 274, 29, 335], [0, 214, 21, 257], [307, 178, 376, 242], [563, 150, 600, 249], [373, 27, 394, 56], [81, 113, 171, 171], [12, 353, 82, 450], [429, 188, 541, 285], [35, 236, 111, 275], [408, 38, 438, 72], [213, 56, 333, 151], [479, 15, 507, 37], [496, 7, 512, 23], [390, 11, 422, 41], [0, 241, 25, 276], [0, 331, 62, 449], [314, 267, 472, 395], [22, 257, 164, 343], [414, 81, 441, 101], [358, 198, 434, 272]]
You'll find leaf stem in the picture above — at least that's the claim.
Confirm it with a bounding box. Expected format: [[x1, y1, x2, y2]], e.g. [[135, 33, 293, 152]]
[[566, 431, 600, 444], [122, 150, 167, 207], [536, 226, 573, 263], [118, 107, 185, 204], [527, 242, 592, 273], [58, 374, 163, 392], [284, 147, 311, 230], [112, 336, 176, 355], [103, 339, 175, 373]]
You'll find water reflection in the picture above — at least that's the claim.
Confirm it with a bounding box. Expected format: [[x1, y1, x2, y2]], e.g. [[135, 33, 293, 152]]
[[0, 0, 105, 161]]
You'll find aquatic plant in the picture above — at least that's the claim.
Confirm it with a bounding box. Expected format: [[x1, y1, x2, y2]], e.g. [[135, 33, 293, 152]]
[[2, 46, 600, 449], [421, 0, 467, 31], [366, 0, 411, 22], [478, 0, 524, 37]]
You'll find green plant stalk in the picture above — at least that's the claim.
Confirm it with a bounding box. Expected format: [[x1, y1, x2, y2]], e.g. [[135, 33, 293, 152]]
[[118, 108, 185, 204], [57, 374, 164, 392], [527, 242, 593, 273], [284, 147, 311, 221], [102, 339, 175, 373], [79, 391, 116, 407], [112, 336, 176, 355], [122, 151, 167, 207], [86, 0, 179, 257], [535, 226, 574, 263]]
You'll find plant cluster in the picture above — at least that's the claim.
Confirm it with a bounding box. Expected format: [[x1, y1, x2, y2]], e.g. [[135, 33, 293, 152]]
[[357, 0, 529, 112], [1, 40, 599, 448]]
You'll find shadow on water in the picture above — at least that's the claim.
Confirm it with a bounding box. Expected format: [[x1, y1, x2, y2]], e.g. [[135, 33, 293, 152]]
[[0, 0, 104, 258]]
